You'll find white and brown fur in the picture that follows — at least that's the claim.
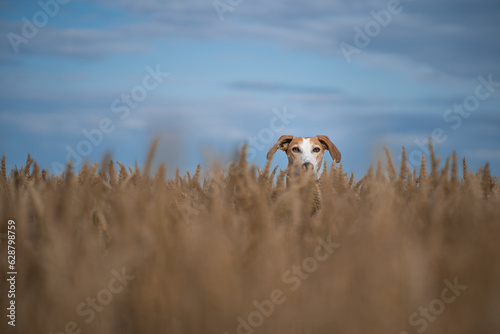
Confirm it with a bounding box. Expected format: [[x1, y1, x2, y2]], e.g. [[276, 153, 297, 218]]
[[266, 135, 341, 214], [267, 135, 341, 178]]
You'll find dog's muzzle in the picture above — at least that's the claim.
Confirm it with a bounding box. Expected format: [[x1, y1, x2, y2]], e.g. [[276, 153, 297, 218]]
[[302, 162, 314, 171]]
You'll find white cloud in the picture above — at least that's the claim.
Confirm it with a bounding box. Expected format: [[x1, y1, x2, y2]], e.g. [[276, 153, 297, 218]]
[[0, 111, 87, 135], [3, 0, 498, 77]]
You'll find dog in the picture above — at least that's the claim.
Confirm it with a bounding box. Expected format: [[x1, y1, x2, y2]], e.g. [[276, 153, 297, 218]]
[[266, 135, 341, 179]]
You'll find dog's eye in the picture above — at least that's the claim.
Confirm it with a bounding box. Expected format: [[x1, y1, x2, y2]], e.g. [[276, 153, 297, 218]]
[[292, 147, 300, 153], [313, 147, 321, 153]]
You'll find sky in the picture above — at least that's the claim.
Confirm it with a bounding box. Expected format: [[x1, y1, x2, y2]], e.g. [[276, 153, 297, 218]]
[[1, 0, 499, 179]]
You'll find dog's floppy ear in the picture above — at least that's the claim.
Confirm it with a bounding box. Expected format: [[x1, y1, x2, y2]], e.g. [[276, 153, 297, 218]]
[[267, 135, 294, 160], [316, 135, 341, 163]]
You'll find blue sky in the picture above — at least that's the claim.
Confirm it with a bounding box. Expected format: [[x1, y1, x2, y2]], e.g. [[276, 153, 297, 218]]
[[1, 0, 499, 178]]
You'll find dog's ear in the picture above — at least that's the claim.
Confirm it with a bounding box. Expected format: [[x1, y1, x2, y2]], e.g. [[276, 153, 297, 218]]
[[267, 135, 294, 160], [316, 135, 341, 163]]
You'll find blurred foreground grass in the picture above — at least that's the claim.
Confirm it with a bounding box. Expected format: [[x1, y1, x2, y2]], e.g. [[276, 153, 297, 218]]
[[1, 142, 499, 334]]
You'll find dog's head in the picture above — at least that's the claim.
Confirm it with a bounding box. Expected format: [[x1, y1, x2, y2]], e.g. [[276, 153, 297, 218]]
[[267, 135, 341, 178]]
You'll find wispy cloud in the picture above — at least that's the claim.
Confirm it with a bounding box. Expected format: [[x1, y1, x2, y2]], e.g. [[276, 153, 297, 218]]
[[228, 81, 340, 95], [2, 0, 498, 77], [2, 26, 152, 60]]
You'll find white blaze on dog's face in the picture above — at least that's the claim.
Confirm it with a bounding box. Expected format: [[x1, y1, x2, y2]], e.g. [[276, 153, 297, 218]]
[[267, 135, 341, 180], [287, 137, 324, 177]]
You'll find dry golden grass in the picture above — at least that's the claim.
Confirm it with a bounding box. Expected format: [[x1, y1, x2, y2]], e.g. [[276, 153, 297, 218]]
[[1, 141, 500, 334]]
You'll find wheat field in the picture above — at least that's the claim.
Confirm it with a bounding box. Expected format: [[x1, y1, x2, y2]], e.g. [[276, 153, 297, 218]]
[[1, 140, 500, 334]]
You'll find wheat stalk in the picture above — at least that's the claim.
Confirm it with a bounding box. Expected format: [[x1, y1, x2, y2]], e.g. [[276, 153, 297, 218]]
[[144, 137, 160, 179], [398, 147, 407, 183], [1, 156, 7, 182], [451, 151, 458, 184], [384, 147, 397, 182], [117, 161, 128, 184], [418, 153, 428, 184], [463, 157, 468, 181], [482, 163, 492, 198]]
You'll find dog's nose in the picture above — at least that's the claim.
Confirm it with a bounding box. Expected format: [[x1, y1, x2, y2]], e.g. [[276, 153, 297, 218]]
[[302, 162, 313, 171]]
